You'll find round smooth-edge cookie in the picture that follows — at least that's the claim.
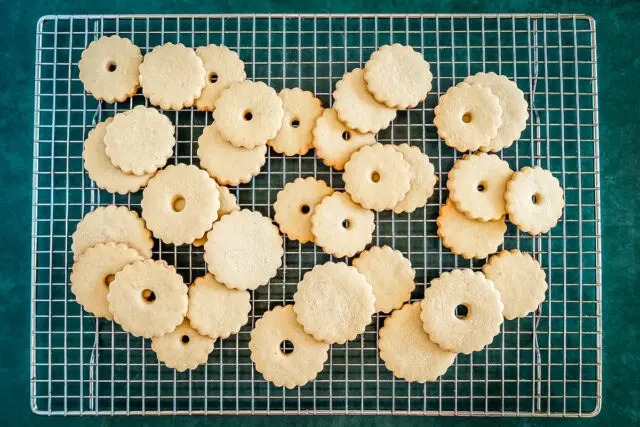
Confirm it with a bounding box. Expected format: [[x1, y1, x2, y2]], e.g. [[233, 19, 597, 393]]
[[447, 153, 514, 221], [483, 250, 548, 320], [71, 205, 153, 260], [249, 305, 329, 389], [141, 164, 220, 245], [107, 259, 188, 338], [505, 166, 565, 235], [151, 319, 214, 372], [213, 80, 284, 149], [420, 269, 504, 354], [391, 144, 437, 214], [192, 185, 241, 248], [312, 108, 377, 170], [70, 242, 144, 320], [353, 246, 415, 313], [204, 210, 283, 290], [379, 302, 457, 382], [333, 68, 397, 134], [139, 42, 206, 110], [293, 262, 375, 344], [268, 88, 323, 156], [433, 82, 503, 152], [197, 123, 267, 186], [343, 144, 412, 211], [464, 72, 528, 152], [104, 106, 175, 176], [273, 177, 334, 244], [187, 273, 251, 339], [437, 199, 506, 259], [194, 44, 246, 111], [363, 44, 433, 109], [83, 118, 152, 194], [78, 35, 142, 103], [310, 192, 375, 258]]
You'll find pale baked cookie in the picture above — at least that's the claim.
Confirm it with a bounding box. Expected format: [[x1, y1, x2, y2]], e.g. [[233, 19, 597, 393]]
[[379, 302, 457, 382], [343, 144, 411, 211], [483, 250, 548, 320], [104, 106, 175, 176], [433, 82, 503, 152], [391, 144, 437, 214], [420, 269, 504, 354], [151, 319, 214, 372], [505, 166, 565, 235], [71, 205, 153, 260], [70, 242, 143, 320], [310, 192, 375, 258], [141, 164, 220, 245], [273, 177, 334, 244], [197, 122, 267, 185], [332, 68, 397, 134], [194, 44, 246, 111], [464, 72, 528, 152], [78, 35, 142, 103], [107, 259, 188, 338], [82, 118, 152, 194], [213, 80, 284, 149], [447, 153, 514, 221], [363, 44, 433, 109], [268, 88, 323, 156], [249, 305, 329, 389], [352, 246, 415, 313], [192, 185, 240, 248], [139, 42, 206, 110], [293, 262, 375, 344], [312, 108, 377, 170], [204, 210, 283, 290]]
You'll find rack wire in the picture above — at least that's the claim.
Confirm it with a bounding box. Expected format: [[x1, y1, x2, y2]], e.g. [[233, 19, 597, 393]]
[[30, 14, 601, 416]]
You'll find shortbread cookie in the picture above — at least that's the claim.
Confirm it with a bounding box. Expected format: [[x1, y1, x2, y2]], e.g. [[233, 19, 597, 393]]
[[204, 210, 283, 290], [379, 302, 457, 382], [391, 144, 437, 214], [433, 82, 503, 152], [483, 250, 548, 320], [78, 35, 142, 103], [353, 246, 415, 313], [343, 144, 411, 211], [310, 192, 375, 258], [139, 43, 206, 110], [104, 106, 175, 176], [420, 269, 504, 354], [213, 80, 284, 149], [437, 199, 506, 259], [464, 72, 528, 152], [447, 153, 514, 221], [197, 122, 267, 185], [505, 166, 565, 235], [273, 177, 334, 243], [268, 88, 323, 156], [151, 319, 214, 372], [82, 118, 152, 194], [312, 108, 377, 170], [250, 305, 329, 389], [333, 68, 397, 134], [107, 259, 188, 338], [71, 205, 153, 260], [141, 164, 220, 245], [363, 44, 433, 109], [192, 185, 240, 247], [70, 242, 143, 320], [293, 262, 375, 344], [194, 44, 246, 111]]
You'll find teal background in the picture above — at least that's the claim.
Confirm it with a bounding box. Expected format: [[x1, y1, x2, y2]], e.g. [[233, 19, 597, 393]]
[[1, 0, 638, 426]]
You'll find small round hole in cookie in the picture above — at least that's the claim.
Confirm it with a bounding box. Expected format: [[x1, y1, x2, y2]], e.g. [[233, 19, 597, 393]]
[[172, 195, 186, 212], [104, 274, 116, 287], [532, 193, 542, 205], [455, 304, 470, 320], [181, 335, 190, 345], [462, 112, 473, 123], [142, 289, 156, 303], [243, 110, 253, 121], [279, 340, 294, 355], [341, 131, 351, 141], [371, 171, 381, 183], [209, 72, 218, 83], [300, 205, 311, 214], [342, 219, 351, 230], [106, 61, 117, 72], [291, 118, 301, 128], [477, 181, 487, 192]]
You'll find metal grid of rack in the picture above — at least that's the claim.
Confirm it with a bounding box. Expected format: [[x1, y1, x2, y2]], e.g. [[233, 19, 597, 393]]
[[31, 14, 601, 416]]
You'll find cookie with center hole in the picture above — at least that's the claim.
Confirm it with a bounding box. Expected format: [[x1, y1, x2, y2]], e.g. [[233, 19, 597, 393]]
[[151, 319, 214, 372], [268, 88, 323, 156], [194, 44, 246, 111], [391, 144, 438, 214]]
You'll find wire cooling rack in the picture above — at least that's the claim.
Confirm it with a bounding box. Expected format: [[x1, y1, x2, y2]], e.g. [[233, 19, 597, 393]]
[[31, 14, 601, 416]]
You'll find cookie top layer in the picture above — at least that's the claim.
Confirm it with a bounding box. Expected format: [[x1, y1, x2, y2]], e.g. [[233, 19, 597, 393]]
[[194, 44, 246, 111], [268, 88, 323, 156], [151, 319, 214, 372]]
